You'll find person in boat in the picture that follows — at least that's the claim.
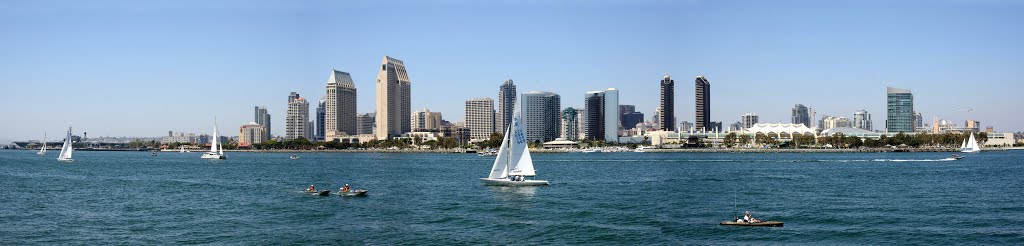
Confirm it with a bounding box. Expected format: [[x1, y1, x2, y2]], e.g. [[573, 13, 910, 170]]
[[307, 185, 316, 193], [342, 184, 350, 193], [744, 211, 762, 223]]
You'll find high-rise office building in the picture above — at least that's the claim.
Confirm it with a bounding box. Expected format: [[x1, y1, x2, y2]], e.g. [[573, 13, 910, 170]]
[[619, 105, 636, 115], [411, 108, 442, 131], [561, 107, 579, 140], [584, 89, 620, 142], [356, 113, 375, 135], [854, 110, 872, 131], [621, 112, 644, 131], [521, 91, 561, 143], [285, 93, 310, 140], [254, 106, 271, 140], [741, 113, 759, 129], [315, 98, 325, 141], [821, 115, 853, 129], [465, 98, 496, 141], [375, 56, 411, 139], [680, 121, 694, 132], [913, 111, 923, 129], [238, 122, 266, 146], [792, 104, 811, 127], [325, 69, 357, 139], [695, 76, 711, 131], [497, 79, 516, 134], [306, 120, 314, 140], [659, 76, 675, 131], [886, 87, 914, 133], [288, 92, 300, 104]]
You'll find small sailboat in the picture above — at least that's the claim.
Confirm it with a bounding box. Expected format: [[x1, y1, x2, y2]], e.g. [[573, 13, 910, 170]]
[[961, 132, 981, 153], [37, 133, 47, 155], [201, 118, 227, 159], [480, 99, 549, 186], [57, 126, 74, 162], [180, 146, 185, 153], [290, 155, 300, 160]]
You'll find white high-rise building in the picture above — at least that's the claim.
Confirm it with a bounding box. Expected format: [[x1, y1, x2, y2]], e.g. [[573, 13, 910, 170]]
[[411, 108, 443, 131], [375, 56, 411, 139], [604, 88, 619, 142], [465, 98, 496, 141], [286, 93, 310, 140], [325, 70, 357, 140], [583, 88, 620, 143]]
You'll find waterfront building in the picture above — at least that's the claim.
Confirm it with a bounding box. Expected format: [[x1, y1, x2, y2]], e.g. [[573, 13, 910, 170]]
[[561, 107, 579, 140], [965, 120, 981, 132], [238, 122, 266, 147], [315, 98, 325, 141], [659, 76, 675, 131], [465, 98, 496, 141], [306, 120, 314, 140], [621, 112, 644, 131], [652, 107, 661, 130], [584, 88, 620, 142], [913, 111, 924, 129], [285, 93, 310, 140], [695, 76, 711, 131], [325, 70, 358, 140], [886, 87, 914, 133], [821, 115, 853, 129], [497, 79, 516, 134], [375, 56, 411, 139], [356, 113, 375, 135], [254, 106, 271, 140], [160, 132, 199, 144], [854, 110, 873, 131], [576, 109, 586, 140], [709, 121, 722, 132], [521, 91, 561, 144], [729, 121, 743, 132], [741, 113, 759, 129], [792, 104, 811, 127], [411, 108, 443, 131]]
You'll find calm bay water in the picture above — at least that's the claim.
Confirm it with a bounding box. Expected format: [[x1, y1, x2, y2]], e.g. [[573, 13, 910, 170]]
[[1, 149, 1022, 244]]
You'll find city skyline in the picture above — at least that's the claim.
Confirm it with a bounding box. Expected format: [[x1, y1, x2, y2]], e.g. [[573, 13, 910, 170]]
[[2, 0, 1024, 141]]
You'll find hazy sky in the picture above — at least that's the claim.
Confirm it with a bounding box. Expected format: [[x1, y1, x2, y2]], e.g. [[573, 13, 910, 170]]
[[2, 0, 1022, 140]]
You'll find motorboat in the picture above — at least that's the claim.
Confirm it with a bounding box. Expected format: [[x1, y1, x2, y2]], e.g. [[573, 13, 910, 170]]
[[290, 155, 300, 160], [337, 189, 368, 197], [719, 221, 784, 227]]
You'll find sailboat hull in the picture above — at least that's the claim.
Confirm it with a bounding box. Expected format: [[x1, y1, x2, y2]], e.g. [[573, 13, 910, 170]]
[[57, 159, 74, 162], [201, 153, 226, 159], [479, 178, 549, 186]]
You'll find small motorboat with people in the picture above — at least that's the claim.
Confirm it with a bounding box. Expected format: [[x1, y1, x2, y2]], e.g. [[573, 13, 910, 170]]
[[951, 154, 965, 160], [305, 185, 330, 196], [720, 211, 783, 227], [290, 155, 300, 160], [336, 183, 368, 197]]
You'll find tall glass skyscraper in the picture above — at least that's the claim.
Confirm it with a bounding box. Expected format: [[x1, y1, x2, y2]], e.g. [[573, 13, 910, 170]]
[[497, 79, 516, 133], [521, 91, 561, 143], [659, 76, 675, 131], [694, 76, 711, 131], [792, 104, 810, 127], [315, 97, 325, 141], [254, 106, 271, 140], [886, 87, 914, 133]]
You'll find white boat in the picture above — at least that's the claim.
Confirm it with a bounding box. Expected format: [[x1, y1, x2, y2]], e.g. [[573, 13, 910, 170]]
[[961, 132, 981, 153], [201, 118, 227, 159], [480, 99, 549, 186], [634, 146, 650, 153], [180, 146, 185, 153], [37, 133, 47, 155], [57, 126, 73, 162]]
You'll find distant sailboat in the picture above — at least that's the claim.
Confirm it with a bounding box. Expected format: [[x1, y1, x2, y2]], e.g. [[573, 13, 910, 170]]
[[37, 133, 46, 155], [480, 98, 548, 186], [201, 118, 227, 159], [57, 127, 73, 162], [961, 132, 981, 153], [180, 146, 185, 153]]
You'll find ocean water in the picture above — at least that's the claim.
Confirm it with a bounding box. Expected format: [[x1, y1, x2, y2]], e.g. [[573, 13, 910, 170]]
[[1, 150, 1022, 244]]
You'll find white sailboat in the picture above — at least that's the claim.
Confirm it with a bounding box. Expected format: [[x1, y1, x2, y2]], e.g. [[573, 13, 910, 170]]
[[959, 138, 967, 151], [57, 127, 73, 162], [961, 132, 981, 153], [37, 133, 47, 155], [180, 146, 185, 153], [480, 99, 549, 186], [201, 118, 227, 159]]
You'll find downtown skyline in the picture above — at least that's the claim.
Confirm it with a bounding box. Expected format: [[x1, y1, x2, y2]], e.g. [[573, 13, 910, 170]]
[[2, 0, 1024, 140]]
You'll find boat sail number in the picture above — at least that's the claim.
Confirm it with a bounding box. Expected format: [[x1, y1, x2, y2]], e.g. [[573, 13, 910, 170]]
[[513, 118, 526, 145]]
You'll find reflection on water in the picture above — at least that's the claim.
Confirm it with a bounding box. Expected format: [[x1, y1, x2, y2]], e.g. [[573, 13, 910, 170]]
[[488, 186, 538, 200]]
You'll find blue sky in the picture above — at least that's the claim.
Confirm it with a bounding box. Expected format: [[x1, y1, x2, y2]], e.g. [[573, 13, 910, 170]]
[[1, 0, 1022, 140]]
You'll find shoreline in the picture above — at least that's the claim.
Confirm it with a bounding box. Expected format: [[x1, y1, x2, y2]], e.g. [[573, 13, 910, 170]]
[[18, 147, 1016, 153]]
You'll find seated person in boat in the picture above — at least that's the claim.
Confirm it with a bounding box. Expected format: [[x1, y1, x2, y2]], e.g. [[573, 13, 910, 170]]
[[307, 185, 316, 193], [743, 211, 762, 223], [341, 184, 350, 192]]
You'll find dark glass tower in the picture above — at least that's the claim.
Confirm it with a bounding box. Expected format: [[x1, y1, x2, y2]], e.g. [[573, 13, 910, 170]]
[[659, 76, 675, 131], [886, 87, 914, 133], [694, 76, 711, 131], [498, 80, 516, 133], [792, 104, 810, 127]]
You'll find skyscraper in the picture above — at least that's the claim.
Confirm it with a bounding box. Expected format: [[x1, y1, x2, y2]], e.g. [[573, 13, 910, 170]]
[[886, 87, 914, 133], [315, 97, 325, 141], [585, 91, 604, 141], [694, 76, 711, 131], [583, 88, 620, 143], [913, 111, 923, 129], [465, 98, 496, 141], [561, 107, 579, 140], [621, 112, 644, 131], [325, 69, 357, 140], [521, 91, 561, 143], [285, 93, 309, 140], [792, 104, 810, 127], [741, 113, 759, 129], [854, 110, 872, 131], [254, 106, 271, 140], [497, 79, 516, 134], [604, 88, 619, 142], [375, 56, 412, 139], [659, 76, 675, 131], [411, 108, 443, 131], [619, 105, 636, 114]]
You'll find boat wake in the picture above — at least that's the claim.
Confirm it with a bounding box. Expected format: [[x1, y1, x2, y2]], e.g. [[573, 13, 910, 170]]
[[872, 158, 956, 162]]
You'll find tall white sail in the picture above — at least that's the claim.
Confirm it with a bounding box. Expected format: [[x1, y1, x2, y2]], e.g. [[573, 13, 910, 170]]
[[960, 139, 967, 150], [210, 124, 219, 153], [962, 132, 981, 153], [507, 103, 536, 177], [201, 118, 227, 159], [57, 127, 73, 161], [38, 133, 47, 155], [488, 126, 512, 179]]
